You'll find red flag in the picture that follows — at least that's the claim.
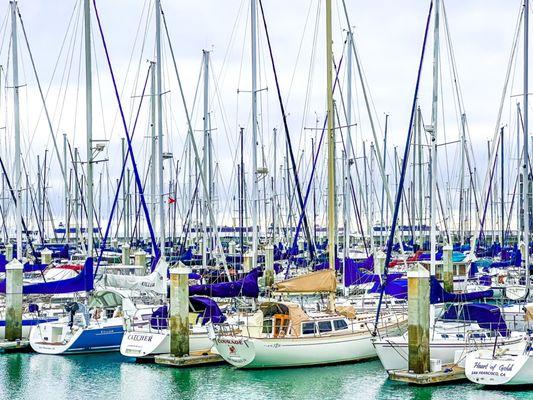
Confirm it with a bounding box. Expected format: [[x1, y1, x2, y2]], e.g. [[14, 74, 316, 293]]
[[168, 197, 176, 204]]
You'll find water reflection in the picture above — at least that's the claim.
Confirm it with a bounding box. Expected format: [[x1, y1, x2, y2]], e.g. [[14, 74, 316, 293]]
[[0, 354, 532, 400]]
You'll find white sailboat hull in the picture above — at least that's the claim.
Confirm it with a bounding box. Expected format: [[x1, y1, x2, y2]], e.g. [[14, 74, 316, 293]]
[[373, 335, 523, 371], [214, 332, 377, 369], [465, 347, 533, 385], [120, 328, 213, 358]]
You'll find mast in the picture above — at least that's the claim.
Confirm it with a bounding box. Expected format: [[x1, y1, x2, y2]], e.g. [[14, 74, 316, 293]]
[[344, 30, 353, 283], [202, 50, 210, 270], [121, 138, 126, 241], [11, 1, 22, 260], [84, 0, 93, 256], [517, 103, 521, 242], [64, 133, 70, 243], [500, 126, 505, 247], [380, 114, 389, 247], [430, 0, 440, 275], [522, 0, 529, 288], [155, 0, 165, 258], [272, 128, 277, 244], [417, 106, 423, 245], [459, 113, 466, 244], [326, 0, 336, 311], [150, 61, 156, 228], [251, 0, 259, 269], [239, 127, 244, 257]]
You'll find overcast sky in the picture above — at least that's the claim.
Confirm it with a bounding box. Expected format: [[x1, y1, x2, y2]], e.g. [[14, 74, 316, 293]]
[[0, 0, 526, 233]]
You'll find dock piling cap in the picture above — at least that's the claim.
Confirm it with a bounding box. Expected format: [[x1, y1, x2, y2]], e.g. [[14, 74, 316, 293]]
[[170, 261, 191, 276], [6, 258, 23, 271], [407, 263, 430, 278]]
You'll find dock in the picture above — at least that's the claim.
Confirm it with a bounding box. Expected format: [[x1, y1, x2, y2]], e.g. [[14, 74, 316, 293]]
[[154, 352, 224, 368], [0, 339, 31, 353], [388, 364, 466, 385]]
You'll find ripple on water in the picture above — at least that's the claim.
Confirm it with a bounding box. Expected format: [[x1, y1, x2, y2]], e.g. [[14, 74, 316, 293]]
[[0, 354, 532, 400]]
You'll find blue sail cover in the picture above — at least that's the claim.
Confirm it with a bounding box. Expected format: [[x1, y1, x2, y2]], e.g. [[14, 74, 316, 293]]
[[442, 303, 508, 336], [314, 256, 374, 273], [0, 254, 47, 273], [429, 276, 493, 303], [343, 258, 402, 289], [149, 296, 226, 329], [189, 268, 259, 298], [375, 275, 493, 303], [190, 296, 226, 324], [0, 258, 94, 295]]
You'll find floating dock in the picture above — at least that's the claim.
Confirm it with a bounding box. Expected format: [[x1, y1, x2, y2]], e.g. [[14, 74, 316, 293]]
[[388, 364, 466, 385], [0, 339, 31, 353], [154, 352, 224, 368]]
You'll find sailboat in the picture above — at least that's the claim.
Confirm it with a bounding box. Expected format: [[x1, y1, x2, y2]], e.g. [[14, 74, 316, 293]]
[[464, 0, 533, 385], [211, 269, 406, 368]]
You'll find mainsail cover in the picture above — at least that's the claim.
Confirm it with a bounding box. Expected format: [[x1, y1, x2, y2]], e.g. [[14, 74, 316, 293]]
[[189, 268, 259, 298], [273, 269, 336, 293], [0, 257, 94, 294], [104, 259, 168, 295]]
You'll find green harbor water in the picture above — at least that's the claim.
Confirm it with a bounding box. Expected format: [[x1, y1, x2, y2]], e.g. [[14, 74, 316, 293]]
[[0, 353, 531, 400]]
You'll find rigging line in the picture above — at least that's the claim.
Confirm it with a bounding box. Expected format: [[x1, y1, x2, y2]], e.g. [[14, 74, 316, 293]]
[[258, 0, 315, 258], [91, 4, 160, 274], [334, 99, 367, 254], [340, 2, 399, 251], [0, 134, 38, 261], [21, 158, 43, 243], [298, 2, 321, 161], [17, 7, 74, 213], [160, 4, 232, 280], [373, 0, 433, 336], [285, 0, 316, 107], [470, 1, 524, 254]]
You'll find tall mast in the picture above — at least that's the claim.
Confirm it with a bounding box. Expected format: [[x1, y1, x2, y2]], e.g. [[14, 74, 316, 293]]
[[500, 126, 505, 247], [326, 0, 336, 311], [417, 107, 423, 244], [202, 50, 210, 270], [84, 0, 93, 256], [250, 0, 259, 269], [150, 61, 156, 228], [459, 113, 466, 244], [522, 0, 529, 288], [64, 133, 70, 243], [344, 30, 353, 276], [155, 0, 165, 258], [430, 0, 440, 275], [272, 128, 277, 244], [11, 1, 22, 260], [380, 114, 389, 247]]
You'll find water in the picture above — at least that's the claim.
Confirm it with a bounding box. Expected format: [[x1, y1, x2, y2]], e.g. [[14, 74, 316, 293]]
[[0, 353, 531, 400]]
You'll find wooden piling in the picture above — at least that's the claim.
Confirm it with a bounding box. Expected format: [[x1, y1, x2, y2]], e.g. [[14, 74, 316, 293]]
[[5, 259, 23, 341], [407, 263, 430, 374], [442, 244, 453, 292], [169, 265, 190, 357]]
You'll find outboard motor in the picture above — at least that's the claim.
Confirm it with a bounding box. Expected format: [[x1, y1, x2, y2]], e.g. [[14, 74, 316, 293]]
[[64, 302, 79, 328]]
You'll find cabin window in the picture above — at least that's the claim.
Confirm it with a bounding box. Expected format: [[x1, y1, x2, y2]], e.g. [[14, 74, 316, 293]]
[[318, 321, 332, 333], [302, 322, 315, 335], [333, 319, 348, 331], [262, 319, 273, 334]]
